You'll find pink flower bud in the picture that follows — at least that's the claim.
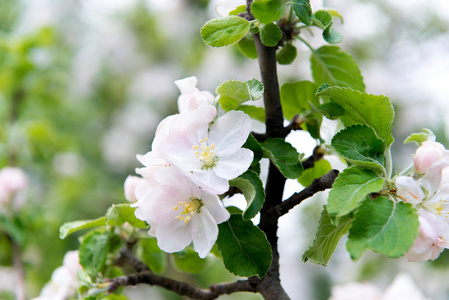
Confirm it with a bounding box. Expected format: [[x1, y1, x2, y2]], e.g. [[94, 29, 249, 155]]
[[414, 141, 448, 174], [124, 175, 145, 203], [0, 167, 27, 203]]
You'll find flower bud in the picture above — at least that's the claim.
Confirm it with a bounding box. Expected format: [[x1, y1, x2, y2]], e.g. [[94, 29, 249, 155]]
[[0, 167, 27, 204], [124, 175, 145, 203], [414, 141, 448, 174]]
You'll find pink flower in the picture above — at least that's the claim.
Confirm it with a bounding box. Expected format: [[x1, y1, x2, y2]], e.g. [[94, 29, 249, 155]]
[[174, 76, 215, 113], [124, 175, 146, 203], [414, 141, 449, 174], [405, 210, 449, 262], [0, 167, 27, 204], [134, 167, 230, 258]]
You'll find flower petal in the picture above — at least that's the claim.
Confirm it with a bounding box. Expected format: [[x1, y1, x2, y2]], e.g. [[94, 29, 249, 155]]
[[190, 208, 219, 258], [201, 190, 230, 224], [156, 211, 193, 253], [394, 176, 424, 206], [193, 169, 229, 194], [213, 148, 253, 180]]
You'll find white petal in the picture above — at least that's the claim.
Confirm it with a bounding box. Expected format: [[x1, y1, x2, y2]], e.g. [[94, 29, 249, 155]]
[[201, 191, 230, 224], [190, 208, 218, 258], [382, 273, 427, 300], [174, 76, 198, 95], [193, 169, 229, 194], [156, 211, 193, 253], [209, 111, 251, 156], [394, 176, 424, 206], [214, 148, 253, 180]]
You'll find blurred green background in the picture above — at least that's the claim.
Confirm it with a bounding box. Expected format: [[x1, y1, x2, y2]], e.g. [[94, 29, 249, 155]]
[[0, 0, 448, 299]]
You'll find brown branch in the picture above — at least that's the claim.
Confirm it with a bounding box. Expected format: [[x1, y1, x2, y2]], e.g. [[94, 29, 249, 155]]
[[274, 169, 339, 217], [301, 146, 326, 170], [108, 248, 257, 299]]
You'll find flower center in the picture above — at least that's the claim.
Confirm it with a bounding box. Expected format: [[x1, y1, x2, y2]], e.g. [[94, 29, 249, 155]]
[[423, 197, 449, 219], [192, 137, 218, 169], [173, 198, 204, 223]]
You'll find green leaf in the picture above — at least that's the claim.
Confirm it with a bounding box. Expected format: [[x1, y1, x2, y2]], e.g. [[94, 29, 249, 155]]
[[242, 134, 264, 166], [172, 246, 213, 274], [106, 203, 148, 229], [404, 128, 436, 146], [59, 217, 106, 239], [230, 5, 247, 15], [0, 215, 26, 246], [261, 138, 303, 179], [303, 206, 352, 266], [137, 238, 166, 273], [331, 125, 386, 170], [216, 80, 251, 110], [292, 0, 312, 25], [201, 16, 250, 47], [298, 159, 332, 187], [327, 166, 385, 218], [276, 42, 297, 65], [280, 80, 319, 120], [311, 45, 365, 92], [251, 0, 285, 24], [346, 197, 419, 260], [315, 102, 345, 120], [259, 23, 282, 47], [316, 86, 395, 147], [246, 78, 264, 100], [217, 214, 272, 277], [236, 105, 266, 123], [325, 8, 344, 23], [313, 10, 333, 27], [237, 35, 258, 59], [229, 170, 266, 220], [79, 230, 110, 277], [323, 27, 343, 44]]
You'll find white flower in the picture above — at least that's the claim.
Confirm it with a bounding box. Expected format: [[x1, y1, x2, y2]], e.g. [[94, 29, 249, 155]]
[[0, 167, 27, 205], [134, 167, 230, 258], [405, 210, 449, 262], [414, 141, 448, 174], [32, 251, 82, 300], [174, 76, 215, 113], [124, 175, 146, 203], [382, 273, 429, 300], [161, 110, 253, 194], [395, 176, 425, 206]]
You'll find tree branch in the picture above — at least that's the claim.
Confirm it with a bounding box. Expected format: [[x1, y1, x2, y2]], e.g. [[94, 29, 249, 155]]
[[108, 248, 257, 299], [274, 169, 339, 217], [301, 146, 326, 170]]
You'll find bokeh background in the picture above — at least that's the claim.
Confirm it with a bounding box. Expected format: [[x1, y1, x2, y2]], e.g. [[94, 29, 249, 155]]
[[1, 0, 449, 299]]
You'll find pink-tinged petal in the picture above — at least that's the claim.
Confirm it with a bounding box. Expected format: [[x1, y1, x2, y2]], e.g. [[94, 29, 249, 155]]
[[156, 210, 193, 253], [421, 158, 449, 194], [209, 111, 251, 156], [175, 76, 198, 95], [124, 175, 145, 203], [155, 167, 201, 200], [201, 191, 230, 224], [382, 273, 427, 300], [193, 169, 229, 194], [394, 176, 424, 206], [414, 141, 446, 174], [424, 184, 449, 220], [213, 148, 253, 180], [190, 208, 218, 258]]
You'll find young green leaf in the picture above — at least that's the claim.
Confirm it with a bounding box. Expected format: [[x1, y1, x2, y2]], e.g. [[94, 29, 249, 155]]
[[251, 0, 285, 24], [59, 217, 106, 239], [246, 78, 264, 100], [229, 5, 247, 15], [316, 86, 395, 147], [242, 134, 264, 166], [201, 16, 250, 47], [259, 23, 282, 47], [323, 27, 343, 44], [106, 203, 148, 229], [280, 80, 319, 120], [216, 80, 251, 110], [303, 206, 352, 266], [346, 197, 419, 260], [298, 159, 332, 187], [261, 138, 304, 179], [331, 125, 386, 170], [292, 0, 312, 25], [276, 42, 297, 65], [315, 102, 345, 120], [217, 214, 272, 277], [327, 166, 385, 218], [237, 35, 258, 59], [137, 238, 166, 273], [314, 10, 333, 27], [404, 128, 436, 146], [79, 230, 110, 277], [229, 170, 266, 220], [171, 247, 213, 274], [311, 45, 365, 92]]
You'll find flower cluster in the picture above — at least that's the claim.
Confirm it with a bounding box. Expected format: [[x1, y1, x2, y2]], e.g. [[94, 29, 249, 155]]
[[32, 251, 82, 300], [128, 77, 253, 258], [394, 141, 449, 261]]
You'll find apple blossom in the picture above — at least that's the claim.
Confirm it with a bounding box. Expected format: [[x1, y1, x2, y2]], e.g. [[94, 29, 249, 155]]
[[414, 141, 449, 174], [32, 251, 82, 300], [161, 110, 253, 194], [0, 167, 27, 204], [133, 167, 230, 258], [174, 76, 215, 113], [382, 273, 429, 300], [405, 210, 449, 262]]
